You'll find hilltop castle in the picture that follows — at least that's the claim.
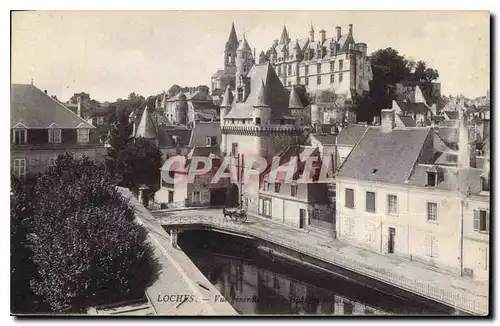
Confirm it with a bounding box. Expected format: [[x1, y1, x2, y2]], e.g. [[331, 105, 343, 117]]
[[211, 23, 373, 99]]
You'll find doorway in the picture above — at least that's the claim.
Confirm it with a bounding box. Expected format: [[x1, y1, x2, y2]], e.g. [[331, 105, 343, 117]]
[[168, 191, 174, 203], [388, 227, 396, 254], [299, 209, 306, 229]]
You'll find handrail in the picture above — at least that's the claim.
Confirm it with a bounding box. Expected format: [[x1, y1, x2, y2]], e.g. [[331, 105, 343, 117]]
[[159, 215, 488, 316]]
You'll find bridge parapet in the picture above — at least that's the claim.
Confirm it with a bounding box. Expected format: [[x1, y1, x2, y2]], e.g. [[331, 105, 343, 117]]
[[158, 214, 488, 316]]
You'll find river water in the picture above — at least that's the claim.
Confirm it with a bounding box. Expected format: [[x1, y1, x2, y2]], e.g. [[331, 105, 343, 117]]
[[177, 229, 455, 316]]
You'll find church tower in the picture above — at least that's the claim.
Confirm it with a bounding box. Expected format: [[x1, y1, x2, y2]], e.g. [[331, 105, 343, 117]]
[[224, 22, 239, 74], [235, 33, 254, 102]]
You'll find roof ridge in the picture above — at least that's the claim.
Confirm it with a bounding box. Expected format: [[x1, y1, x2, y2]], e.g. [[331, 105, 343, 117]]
[[42, 86, 95, 129], [336, 126, 370, 173]]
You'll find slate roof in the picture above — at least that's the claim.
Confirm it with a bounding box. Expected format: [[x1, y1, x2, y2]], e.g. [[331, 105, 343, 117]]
[[444, 111, 459, 120], [188, 122, 222, 148], [336, 127, 431, 184], [211, 69, 224, 79], [397, 114, 417, 127], [11, 84, 94, 129], [163, 126, 192, 147], [264, 145, 323, 182], [408, 165, 487, 195], [336, 124, 368, 146], [311, 133, 336, 145], [237, 36, 251, 52], [435, 127, 459, 149], [224, 62, 290, 119], [395, 101, 431, 115], [279, 26, 290, 45], [186, 90, 213, 102], [288, 86, 304, 109], [135, 107, 158, 139], [220, 86, 234, 108], [227, 23, 239, 48], [440, 119, 459, 128]]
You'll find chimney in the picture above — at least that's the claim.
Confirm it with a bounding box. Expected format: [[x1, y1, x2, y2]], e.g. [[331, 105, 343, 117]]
[[44, 90, 47, 94], [319, 29, 326, 44], [381, 109, 395, 133], [458, 108, 470, 168], [373, 115, 381, 126], [335, 26, 341, 41], [77, 96, 82, 117], [348, 24, 353, 35]]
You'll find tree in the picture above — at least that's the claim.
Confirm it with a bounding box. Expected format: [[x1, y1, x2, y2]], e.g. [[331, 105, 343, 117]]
[[355, 47, 439, 122], [69, 92, 91, 104], [11, 174, 46, 313], [167, 84, 182, 97], [27, 154, 160, 312], [107, 115, 162, 192]]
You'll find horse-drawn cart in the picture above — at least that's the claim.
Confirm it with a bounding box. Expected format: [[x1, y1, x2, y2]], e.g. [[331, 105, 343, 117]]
[[222, 205, 247, 223]]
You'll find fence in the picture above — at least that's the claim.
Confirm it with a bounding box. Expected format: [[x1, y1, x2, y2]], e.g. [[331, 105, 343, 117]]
[[160, 215, 489, 316]]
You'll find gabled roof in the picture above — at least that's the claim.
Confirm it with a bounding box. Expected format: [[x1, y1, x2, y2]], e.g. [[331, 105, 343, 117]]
[[224, 62, 290, 119], [395, 101, 431, 115], [336, 127, 431, 184], [310, 133, 336, 145], [11, 84, 94, 129], [264, 145, 323, 182], [336, 124, 368, 146], [135, 107, 158, 139], [186, 90, 213, 102], [188, 122, 221, 148]]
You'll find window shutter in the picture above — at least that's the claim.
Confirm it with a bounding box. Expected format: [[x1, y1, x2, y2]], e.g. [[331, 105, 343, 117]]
[[432, 236, 438, 257], [473, 210, 480, 231], [486, 211, 490, 232], [425, 235, 431, 256]]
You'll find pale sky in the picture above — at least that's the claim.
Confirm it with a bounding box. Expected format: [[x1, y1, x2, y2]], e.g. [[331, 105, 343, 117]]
[[11, 11, 490, 102]]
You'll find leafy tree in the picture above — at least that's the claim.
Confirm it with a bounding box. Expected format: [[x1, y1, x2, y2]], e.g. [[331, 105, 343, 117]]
[[355, 47, 439, 122], [69, 92, 91, 104], [28, 154, 160, 312], [11, 175, 46, 313], [107, 115, 162, 191], [167, 84, 182, 97]]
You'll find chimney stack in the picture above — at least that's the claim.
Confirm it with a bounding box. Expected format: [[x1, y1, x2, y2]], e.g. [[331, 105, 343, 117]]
[[335, 26, 341, 41], [77, 96, 82, 117], [319, 29, 326, 44], [44, 90, 47, 94], [348, 24, 353, 35], [381, 109, 395, 133]]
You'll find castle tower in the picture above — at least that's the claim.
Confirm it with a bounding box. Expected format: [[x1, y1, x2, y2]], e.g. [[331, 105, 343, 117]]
[[224, 22, 239, 74], [235, 33, 254, 103], [288, 86, 304, 122], [279, 25, 290, 45], [252, 81, 271, 126], [174, 92, 188, 125]]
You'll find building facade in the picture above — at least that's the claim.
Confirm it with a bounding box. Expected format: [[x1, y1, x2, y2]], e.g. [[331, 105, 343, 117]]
[[11, 84, 107, 177]]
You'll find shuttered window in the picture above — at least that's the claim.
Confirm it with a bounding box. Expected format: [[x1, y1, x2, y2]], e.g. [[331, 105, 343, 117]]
[[366, 191, 376, 212], [474, 210, 489, 233], [424, 234, 438, 257], [345, 188, 354, 208]]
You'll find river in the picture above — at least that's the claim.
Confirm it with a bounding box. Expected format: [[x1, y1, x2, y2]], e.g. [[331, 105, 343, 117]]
[[177, 229, 456, 315]]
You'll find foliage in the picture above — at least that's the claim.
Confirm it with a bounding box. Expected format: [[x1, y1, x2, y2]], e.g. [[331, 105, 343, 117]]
[[69, 92, 91, 104], [11, 174, 46, 313], [27, 154, 160, 312], [107, 115, 163, 191], [355, 47, 439, 122]]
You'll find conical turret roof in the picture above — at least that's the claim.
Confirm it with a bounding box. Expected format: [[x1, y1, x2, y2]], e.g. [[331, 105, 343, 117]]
[[279, 25, 289, 45], [254, 81, 270, 107], [135, 106, 158, 139], [288, 86, 303, 109], [220, 85, 234, 108], [293, 39, 301, 51], [237, 34, 252, 52]]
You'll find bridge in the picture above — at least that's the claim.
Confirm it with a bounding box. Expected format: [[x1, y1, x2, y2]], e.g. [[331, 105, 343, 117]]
[[152, 208, 489, 316]]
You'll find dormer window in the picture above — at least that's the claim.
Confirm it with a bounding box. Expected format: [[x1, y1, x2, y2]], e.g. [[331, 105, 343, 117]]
[[254, 117, 261, 125], [427, 172, 437, 187], [12, 128, 27, 145], [48, 128, 62, 144], [481, 174, 490, 192], [77, 128, 89, 144], [205, 136, 217, 147], [237, 88, 243, 102]]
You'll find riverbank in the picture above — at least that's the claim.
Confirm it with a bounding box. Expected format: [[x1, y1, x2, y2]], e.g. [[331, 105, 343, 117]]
[[117, 188, 237, 316]]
